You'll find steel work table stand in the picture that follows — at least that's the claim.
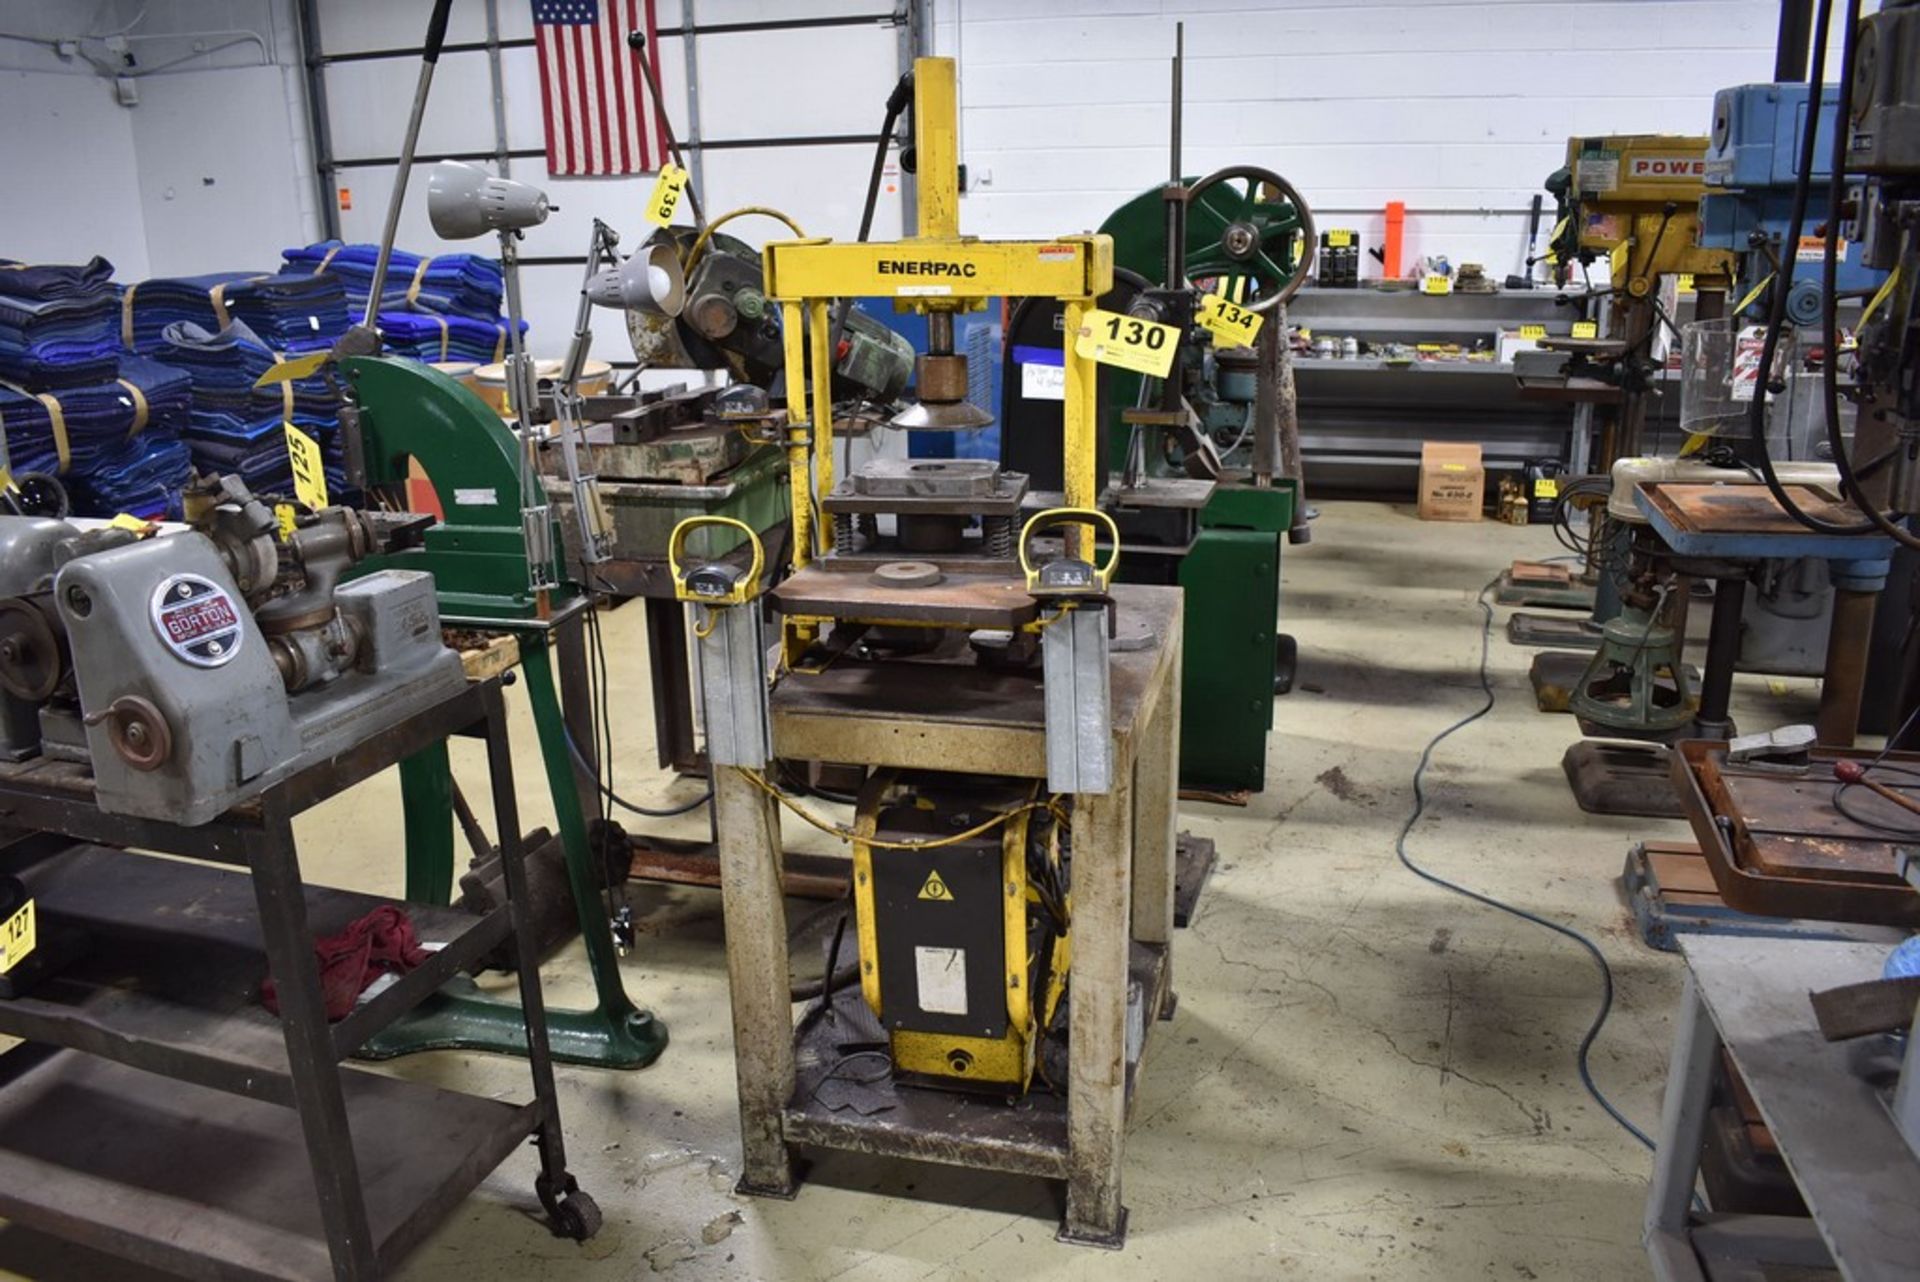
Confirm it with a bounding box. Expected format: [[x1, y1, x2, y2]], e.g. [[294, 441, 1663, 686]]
[[711, 582, 1184, 1248], [0, 677, 597, 1279], [1647, 937, 1920, 1280]]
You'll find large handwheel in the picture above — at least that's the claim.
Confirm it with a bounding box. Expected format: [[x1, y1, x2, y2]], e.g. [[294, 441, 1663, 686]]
[[1183, 165, 1316, 312]]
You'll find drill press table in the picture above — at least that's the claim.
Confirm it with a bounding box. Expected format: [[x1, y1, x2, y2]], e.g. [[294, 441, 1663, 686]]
[[1634, 481, 1895, 745], [712, 582, 1184, 1248]]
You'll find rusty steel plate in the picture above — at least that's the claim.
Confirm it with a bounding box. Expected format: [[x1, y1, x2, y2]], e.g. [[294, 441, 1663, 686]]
[[1641, 483, 1855, 538], [1672, 739, 1920, 927], [771, 564, 1040, 630]]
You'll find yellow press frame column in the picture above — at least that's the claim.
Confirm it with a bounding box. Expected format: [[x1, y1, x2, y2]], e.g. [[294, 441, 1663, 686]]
[[808, 298, 835, 506], [780, 299, 813, 571], [1060, 298, 1098, 558], [758, 55, 1114, 582], [914, 58, 960, 240]]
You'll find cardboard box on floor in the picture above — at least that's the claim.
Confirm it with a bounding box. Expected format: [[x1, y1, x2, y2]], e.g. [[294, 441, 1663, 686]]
[[1418, 442, 1485, 521]]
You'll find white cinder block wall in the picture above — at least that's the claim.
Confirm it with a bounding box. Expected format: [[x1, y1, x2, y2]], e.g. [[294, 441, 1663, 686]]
[[932, 0, 1859, 283]]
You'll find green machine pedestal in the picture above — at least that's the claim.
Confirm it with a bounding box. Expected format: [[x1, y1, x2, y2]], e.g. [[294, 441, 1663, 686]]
[[1120, 481, 1296, 794], [341, 355, 668, 1070]]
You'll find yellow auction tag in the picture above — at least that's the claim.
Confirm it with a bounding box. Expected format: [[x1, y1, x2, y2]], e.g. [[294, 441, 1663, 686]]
[[108, 513, 155, 534], [1196, 293, 1263, 349], [1572, 320, 1599, 339], [1519, 324, 1546, 339], [0, 898, 35, 974], [1536, 477, 1560, 499], [1075, 308, 1181, 379], [644, 163, 690, 227], [274, 502, 298, 540], [255, 350, 330, 388], [1421, 273, 1452, 295], [285, 423, 329, 511]]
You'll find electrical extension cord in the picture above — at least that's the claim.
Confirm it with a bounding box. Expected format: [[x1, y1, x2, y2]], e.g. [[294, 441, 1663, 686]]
[[1393, 573, 1658, 1152]]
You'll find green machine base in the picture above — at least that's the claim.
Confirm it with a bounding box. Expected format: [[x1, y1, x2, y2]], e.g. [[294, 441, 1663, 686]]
[[1182, 482, 1295, 794], [1115, 481, 1295, 794], [343, 355, 668, 1070], [357, 977, 668, 1068]]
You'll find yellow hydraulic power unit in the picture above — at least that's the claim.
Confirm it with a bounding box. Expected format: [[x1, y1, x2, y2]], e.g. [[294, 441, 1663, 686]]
[[851, 771, 1070, 1094], [1551, 134, 1735, 297]]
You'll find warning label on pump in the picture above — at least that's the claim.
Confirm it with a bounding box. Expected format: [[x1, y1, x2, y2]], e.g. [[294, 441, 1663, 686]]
[[917, 870, 955, 902], [915, 946, 967, 1015]]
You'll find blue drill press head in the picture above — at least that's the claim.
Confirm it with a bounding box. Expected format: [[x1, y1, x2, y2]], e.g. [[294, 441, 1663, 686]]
[[1700, 82, 1886, 322]]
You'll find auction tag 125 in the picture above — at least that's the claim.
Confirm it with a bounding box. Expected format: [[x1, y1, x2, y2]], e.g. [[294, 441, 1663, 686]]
[[0, 898, 35, 974], [285, 423, 329, 512], [1075, 308, 1181, 378], [1196, 293, 1263, 349], [645, 163, 690, 227]]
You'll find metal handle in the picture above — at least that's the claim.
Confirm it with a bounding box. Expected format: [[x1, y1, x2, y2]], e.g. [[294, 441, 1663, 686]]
[[421, 0, 453, 63], [1018, 506, 1120, 594], [668, 515, 764, 605]]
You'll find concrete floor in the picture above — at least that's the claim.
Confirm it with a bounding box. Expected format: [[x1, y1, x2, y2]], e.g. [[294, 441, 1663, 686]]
[[0, 499, 1829, 1281]]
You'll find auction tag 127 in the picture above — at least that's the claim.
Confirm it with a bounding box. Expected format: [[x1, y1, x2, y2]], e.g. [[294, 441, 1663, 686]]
[[0, 898, 35, 974], [645, 163, 690, 227], [1196, 293, 1263, 349], [1075, 308, 1181, 378]]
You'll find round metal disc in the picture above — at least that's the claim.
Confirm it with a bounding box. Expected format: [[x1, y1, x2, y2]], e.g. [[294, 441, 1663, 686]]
[[870, 561, 945, 589]]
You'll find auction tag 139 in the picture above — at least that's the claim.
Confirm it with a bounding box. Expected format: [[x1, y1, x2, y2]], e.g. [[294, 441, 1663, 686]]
[[645, 163, 690, 227]]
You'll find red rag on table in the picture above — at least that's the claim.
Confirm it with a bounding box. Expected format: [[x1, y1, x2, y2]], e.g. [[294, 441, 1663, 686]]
[[261, 905, 432, 1021]]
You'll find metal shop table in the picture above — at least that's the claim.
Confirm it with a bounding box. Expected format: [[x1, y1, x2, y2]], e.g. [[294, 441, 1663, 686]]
[[712, 582, 1184, 1248], [1647, 936, 1920, 1281], [0, 678, 594, 1280]]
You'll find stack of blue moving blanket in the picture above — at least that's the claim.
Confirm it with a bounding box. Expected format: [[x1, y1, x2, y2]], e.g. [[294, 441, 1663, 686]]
[[280, 241, 526, 364], [0, 257, 123, 390], [374, 309, 525, 364], [155, 319, 343, 498], [121, 270, 351, 356], [281, 241, 506, 319], [0, 354, 194, 519]]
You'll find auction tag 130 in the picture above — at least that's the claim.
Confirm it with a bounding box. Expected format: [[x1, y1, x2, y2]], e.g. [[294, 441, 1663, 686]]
[[1075, 308, 1181, 378], [285, 423, 329, 512], [1196, 293, 1263, 349], [0, 898, 35, 974], [645, 163, 690, 227]]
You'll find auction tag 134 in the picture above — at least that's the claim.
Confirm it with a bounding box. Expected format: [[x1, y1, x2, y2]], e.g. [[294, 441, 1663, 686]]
[[1196, 293, 1263, 349]]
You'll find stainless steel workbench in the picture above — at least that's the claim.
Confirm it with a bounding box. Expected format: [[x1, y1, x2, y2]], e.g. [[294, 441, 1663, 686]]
[[1648, 936, 1920, 1281]]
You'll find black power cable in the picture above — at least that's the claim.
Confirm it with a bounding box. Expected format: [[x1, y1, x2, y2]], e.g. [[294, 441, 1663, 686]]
[[1395, 575, 1657, 1152], [1743, 0, 1875, 536], [1818, 0, 1920, 553]]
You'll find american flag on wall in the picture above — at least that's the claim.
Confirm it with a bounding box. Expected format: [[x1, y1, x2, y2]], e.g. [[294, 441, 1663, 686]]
[[530, 0, 667, 176]]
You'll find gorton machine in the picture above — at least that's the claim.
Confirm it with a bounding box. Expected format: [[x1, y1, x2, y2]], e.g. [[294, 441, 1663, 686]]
[[0, 476, 465, 826]]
